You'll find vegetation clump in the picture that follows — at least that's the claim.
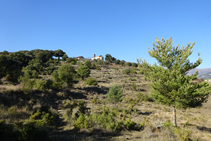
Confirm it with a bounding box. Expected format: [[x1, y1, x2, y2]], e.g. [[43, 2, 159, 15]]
[[122, 68, 131, 74], [139, 37, 211, 126], [106, 84, 123, 102], [85, 77, 98, 85], [76, 65, 90, 80], [51, 64, 76, 88]]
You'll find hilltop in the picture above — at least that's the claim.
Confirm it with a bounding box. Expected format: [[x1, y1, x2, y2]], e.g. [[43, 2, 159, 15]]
[[0, 60, 211, 140], [187, 68, 211, 79]]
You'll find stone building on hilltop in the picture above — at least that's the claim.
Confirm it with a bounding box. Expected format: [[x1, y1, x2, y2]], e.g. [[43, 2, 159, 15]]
[[92, 54, 104, 60]]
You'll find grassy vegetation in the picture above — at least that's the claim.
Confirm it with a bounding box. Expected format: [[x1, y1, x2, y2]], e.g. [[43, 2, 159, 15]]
[[0, 58, 211, 141]]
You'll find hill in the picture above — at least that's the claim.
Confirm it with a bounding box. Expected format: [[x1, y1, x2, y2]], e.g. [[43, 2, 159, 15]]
[[0, 62, 211, 141], [187, 68, 211, 79]]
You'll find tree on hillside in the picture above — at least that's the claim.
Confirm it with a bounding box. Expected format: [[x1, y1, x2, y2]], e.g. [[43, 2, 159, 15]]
[[120, 60, 126, 66], [62, 54, 68, 61], [84, 60, 91, 68], [139, 37, 211, 126], [76, 65, 90, 80], [105, 54, 116, 63], [51, 64, 76, 88], [54, 49, 65, 60]]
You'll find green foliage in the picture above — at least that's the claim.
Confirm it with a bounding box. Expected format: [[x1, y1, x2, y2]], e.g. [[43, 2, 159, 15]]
[[0, 120, 48, 141], [132, 63, 138, 67], [0, 49, 55, 82], [18, 120, 48, 141], [120, 60, 126, 66], [139, 37, 211, 126], [85, 77, 98, 85], [163, 120, 174, 128], [73, 114, 92, 130], [27, 59, 44, 74], [19, 74, 35, 94], [76, 65, 90, 80], [34, 79, 47, 92], [51, 64, 76, 88], [30, 105, 58, 125], [130, 68, 137, 74], [66, 57, 77, 64], [62, 54, 68, 61], [126, 62, 132, 66], [92, 97, 100, 104], [105, 54, 116, 63], [97, 59, 104, 65], [132, 82, 136, 91], [51, 81, 62, 90], [122, 68, 131, 74], [140, 37, 211, 108], [173, 127, 190, 141], [84, 60, 91, 68], [106, 85, 123, 102], [115, 59, 120, 64], [54, 49, 65, 60], [136, 92, 154, 102], [95, 65, 101, 70]]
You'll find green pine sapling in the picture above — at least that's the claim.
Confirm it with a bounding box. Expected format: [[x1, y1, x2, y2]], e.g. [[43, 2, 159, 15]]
[[139, 37, 211, 126]]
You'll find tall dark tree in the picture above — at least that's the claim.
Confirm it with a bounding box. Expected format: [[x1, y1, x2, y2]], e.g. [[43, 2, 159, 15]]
[[105, 54, 116, 63], [139, 37, 211, 126], [54, 49, 65, 60]]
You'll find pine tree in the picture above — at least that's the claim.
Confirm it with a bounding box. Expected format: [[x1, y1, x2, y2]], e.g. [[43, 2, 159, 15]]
[[139, 37, 211, 126]]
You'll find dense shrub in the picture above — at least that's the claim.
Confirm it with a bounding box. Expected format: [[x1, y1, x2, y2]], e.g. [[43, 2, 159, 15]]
[[95, 65, 101, 70], [84, 60, 91, 68], [76, 65, 90, 80], [126, 62, 132, 66], [0, 120, 48, 141], [34, 79, 47, 92], [132, 63, 138, 67], [122, 68, 131, 74], [130, 68, 137, 74], [30, 105, 59, 125], [51, 64, 76, 88], [106, 85, 123, 102], [73, 114, 92, 130], [85, 77, 98, 85]]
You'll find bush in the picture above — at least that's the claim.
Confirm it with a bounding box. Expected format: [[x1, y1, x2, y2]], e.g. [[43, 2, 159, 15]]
[[18, 120, 48, 141], [95, 65, 101, 70], [122, 68, 131, 74], [76, 65, 90, 80], [0, 120, 48, 141], [84, 60, 91, 68], [132, 82, 136, 91], [130, 68, 137, 74], [173, 127, 190, 141], [51, 64, 76, 88], [30, 105, 58, 125], [66, 58, 77, 63], [34, 79, 47, 92], [85, 77, 98, 85], [106, 85, 123, 102], [127, 62, 132, 66], [132, 63, 138, 67], [136, 92, 154, 102], [73, 114, 92, 130]]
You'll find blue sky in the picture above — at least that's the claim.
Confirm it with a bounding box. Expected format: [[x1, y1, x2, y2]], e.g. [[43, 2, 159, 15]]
[[0, 0, 210, 68]]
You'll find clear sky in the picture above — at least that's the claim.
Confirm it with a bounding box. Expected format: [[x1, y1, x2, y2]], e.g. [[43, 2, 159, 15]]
[[0, 0, 210, 68]]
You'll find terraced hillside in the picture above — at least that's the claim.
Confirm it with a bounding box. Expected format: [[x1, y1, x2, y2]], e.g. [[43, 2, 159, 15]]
[[0, 64, 211, 141]]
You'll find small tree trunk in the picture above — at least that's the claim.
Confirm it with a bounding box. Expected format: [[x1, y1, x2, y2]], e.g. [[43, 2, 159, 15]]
[[172, 106, 177, 127]]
